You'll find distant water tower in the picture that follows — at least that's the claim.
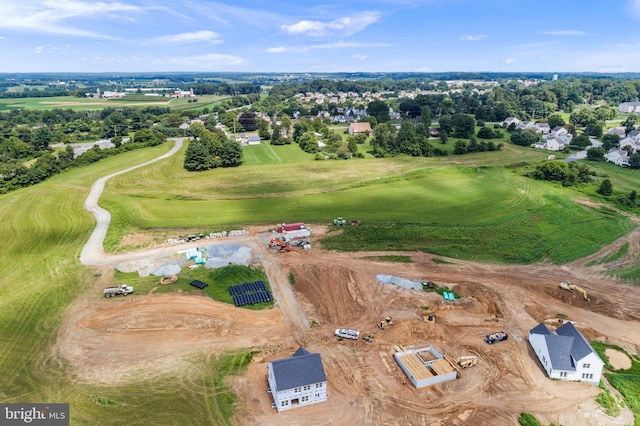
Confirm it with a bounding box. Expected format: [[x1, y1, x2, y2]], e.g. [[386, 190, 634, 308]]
[[552, 74, 558, 81]]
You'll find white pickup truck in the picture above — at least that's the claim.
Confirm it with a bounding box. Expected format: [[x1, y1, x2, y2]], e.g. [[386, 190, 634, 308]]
[[335, 328, 360, 340]]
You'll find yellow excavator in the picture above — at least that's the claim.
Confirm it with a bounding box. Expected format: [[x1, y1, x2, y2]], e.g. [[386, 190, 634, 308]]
[[560, 281, 589, 301]]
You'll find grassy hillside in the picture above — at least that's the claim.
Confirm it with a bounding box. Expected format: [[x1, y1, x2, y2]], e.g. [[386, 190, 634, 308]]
[[101, 143, 634, 264], [0, 143, 254, 425]]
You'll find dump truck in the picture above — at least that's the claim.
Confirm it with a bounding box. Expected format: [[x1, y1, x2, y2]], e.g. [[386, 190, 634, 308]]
[[377, 316, 393, 330], [335, 328, 360, 340], [333, 217, 346, 226], [457, 356, 478, 368], [559, 281, 589, 301], [485, 331, 508, 344], [104, 284, 134, 298]]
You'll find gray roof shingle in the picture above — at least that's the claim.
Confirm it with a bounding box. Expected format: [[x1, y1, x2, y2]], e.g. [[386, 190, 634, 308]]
[[556, 322, 595, 361], [271, 348, 326, 391], [544, 335, 576, 371], [530, 323, 552, 335]]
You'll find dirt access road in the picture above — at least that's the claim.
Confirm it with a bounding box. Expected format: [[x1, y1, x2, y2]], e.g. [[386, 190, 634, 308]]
[[62, 138, 640, 425]]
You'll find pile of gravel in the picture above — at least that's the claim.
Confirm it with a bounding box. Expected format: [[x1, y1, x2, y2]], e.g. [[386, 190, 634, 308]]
[[376, 274, 423, 291], [152, 263, 182, 276], [205, 244, 253, 268]]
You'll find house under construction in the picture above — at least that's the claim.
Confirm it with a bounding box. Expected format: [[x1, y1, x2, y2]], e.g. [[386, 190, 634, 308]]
[[393, 345, 457, 388]]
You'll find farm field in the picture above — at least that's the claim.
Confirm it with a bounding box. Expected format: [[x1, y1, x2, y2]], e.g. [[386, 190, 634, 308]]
[[0, 94, 229, 112], [1, 139, 639, 425]]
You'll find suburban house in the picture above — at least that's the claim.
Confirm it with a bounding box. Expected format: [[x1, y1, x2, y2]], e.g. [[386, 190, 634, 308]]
[[502, 117, 520, 127], [517, 121, 535, 130], [619, 137, 640, 153], [534, 122, 551, 134], [528, 322, 604, 386], [348, 122, 372, 136], [618, 101, 640, 114], [550, 126, 568, 137], [267, 347, 328, 412], [605, 148, 631, 166], [535, 137, 565, 151], [627, 130, 640, 141], [607, 127, 626, 138]]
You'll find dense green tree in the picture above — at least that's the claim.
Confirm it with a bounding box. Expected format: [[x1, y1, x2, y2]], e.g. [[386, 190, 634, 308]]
[[399, 99, 422, 119], [630, 153, 640, 169], [270, 125, 284, 145], [477, 126, 500, 139], [298, 132, 319, 153], [371, 123, 394, 154], [132, 128, 166, 146], [601, 134, 620, 150], [219, 140, 243, 167], [184, 140, 214, 171], [533, 160, 569, 181], [421, 107, 432, 127], [438, 116, 453, 135], [189, 122, 207, 138], [623, 115, 637, 135], [237, 112, 257, 131], [510, 129, 539, 146], [586, 146, 605, 161], [32, 127, 52, 151], [597, 178, 613, 196], [585, 121, 603, 138], [547, 114, 565, 129], [572, 134, 591, 148], [367, 100, 390, 123], [451, 114, 476, 138], [453, 140, 468, 155]]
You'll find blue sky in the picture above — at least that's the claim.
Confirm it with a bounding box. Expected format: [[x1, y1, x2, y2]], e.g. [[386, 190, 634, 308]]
[[2, 0, 640, 73]]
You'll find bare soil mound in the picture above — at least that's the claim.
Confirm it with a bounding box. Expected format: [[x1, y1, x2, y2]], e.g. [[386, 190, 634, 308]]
[[605, 348, 632, 370]]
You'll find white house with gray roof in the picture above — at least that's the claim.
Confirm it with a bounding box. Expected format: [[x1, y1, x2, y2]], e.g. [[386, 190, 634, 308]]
[[529, 322, 603, 386], [618, 101, 640, 114], [267, 347, 327, 412]]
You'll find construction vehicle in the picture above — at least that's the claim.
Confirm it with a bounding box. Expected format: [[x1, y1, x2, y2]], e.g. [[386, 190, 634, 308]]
[[377, 316, 393, 330], [159, 275, 177, 285], [269, 238, 292, 252], [335, 328, 360, 340], [457, 356, 478, 368], [485, 331, 508, 344], [333, 217, 347, 226], [104, 284, 134, 298], [559, 281, 589, 301]]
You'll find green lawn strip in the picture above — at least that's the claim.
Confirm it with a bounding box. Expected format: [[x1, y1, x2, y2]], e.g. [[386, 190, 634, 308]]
[[596, 380, 621, 417], [599, 242, 630, 264], [432, 258, 455, 264], [363, 255, 413, 263]]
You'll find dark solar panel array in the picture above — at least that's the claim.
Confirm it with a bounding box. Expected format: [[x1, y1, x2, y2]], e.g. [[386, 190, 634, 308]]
[[229, 280, 273, 306], [190, 280, 208, 289]]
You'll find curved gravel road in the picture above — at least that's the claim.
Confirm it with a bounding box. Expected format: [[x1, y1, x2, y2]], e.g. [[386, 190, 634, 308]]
[[80, 138, 186, 266]]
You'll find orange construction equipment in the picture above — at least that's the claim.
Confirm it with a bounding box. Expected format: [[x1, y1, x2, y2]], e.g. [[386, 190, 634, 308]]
[[269, 238, 291, 252]]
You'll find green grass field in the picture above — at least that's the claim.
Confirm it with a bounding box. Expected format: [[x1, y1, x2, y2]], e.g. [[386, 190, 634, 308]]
[[0, 94, 230, 112], [0, 143, 258, 425], [99, 142, 633, 264]]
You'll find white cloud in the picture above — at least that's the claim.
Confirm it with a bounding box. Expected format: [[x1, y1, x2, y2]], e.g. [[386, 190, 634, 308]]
[[0, 36, 5, 40], [34, 46, 43, 54], [159, 53, 246, 67], [628, 0, 640, 19], [267, 41, 389, 53], [353, 54, 367, 61], [0, 1, 141, 37], [281, 11, 382, 37], [459, 34, 487, 41], [542, 30, 586, 36], [267, 47, 288, 53], [152, 30, 222, 45], [505, 58, 515, 65]]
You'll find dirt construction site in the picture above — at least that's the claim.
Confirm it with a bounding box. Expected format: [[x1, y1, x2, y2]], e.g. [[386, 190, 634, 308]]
[[55, 225, 640, 426]]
